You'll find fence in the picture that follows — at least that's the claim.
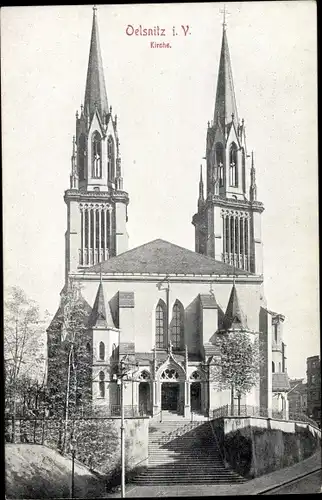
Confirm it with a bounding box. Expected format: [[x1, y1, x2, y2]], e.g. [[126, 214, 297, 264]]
[[212, 404, 319, 429], [5, 404, 146, 445]]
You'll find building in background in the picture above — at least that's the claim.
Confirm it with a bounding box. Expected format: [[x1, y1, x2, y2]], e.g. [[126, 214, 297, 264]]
[[306, 355, 321, 423], [288, 378, 307, 416]]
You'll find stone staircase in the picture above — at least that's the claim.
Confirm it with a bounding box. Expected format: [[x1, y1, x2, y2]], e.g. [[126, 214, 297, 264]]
[[132, 417, 247, 485]]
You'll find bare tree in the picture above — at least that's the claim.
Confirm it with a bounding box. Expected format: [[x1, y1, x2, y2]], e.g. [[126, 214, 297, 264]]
[[4, 286, 46, 441]]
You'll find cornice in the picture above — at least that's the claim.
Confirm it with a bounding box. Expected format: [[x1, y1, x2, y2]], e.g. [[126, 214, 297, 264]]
[[205, 195, 264, 213], [64, 189, 129, 205], [69, 270, 264, 285]]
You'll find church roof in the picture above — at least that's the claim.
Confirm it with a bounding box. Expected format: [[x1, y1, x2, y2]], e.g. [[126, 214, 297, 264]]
[[214, 25, 239, 133], [272, 372, 290, 392], [222, 284, 248, 331], [88, 239, 251, 276], [88, 282, 115, 329], [84, 7, 109, 121]]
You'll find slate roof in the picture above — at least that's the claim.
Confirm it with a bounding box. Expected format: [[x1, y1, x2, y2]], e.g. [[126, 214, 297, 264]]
[[214, 27, 239, 132], [199, 294, 218, 309], [272, 372, 290, 392], [88, 239, 251, 276], [222, 284, 248, 330], [84, 8, 109, 121], [88, 282, 115, 329], [135, 351, 201, 365]]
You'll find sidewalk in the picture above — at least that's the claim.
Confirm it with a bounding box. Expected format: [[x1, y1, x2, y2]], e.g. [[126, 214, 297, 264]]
[[106, 450, 321, 497]]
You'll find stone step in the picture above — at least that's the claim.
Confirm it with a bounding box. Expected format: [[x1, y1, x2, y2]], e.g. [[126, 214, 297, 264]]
[[132, 478, 245, 484]]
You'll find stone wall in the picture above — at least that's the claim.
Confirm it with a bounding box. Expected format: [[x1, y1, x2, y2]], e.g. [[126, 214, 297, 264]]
[[210, 416, 321, 478]]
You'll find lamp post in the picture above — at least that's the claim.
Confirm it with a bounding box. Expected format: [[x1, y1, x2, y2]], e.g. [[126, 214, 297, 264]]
[[70, 437, 76, 499], [113, 357, 128, 498]]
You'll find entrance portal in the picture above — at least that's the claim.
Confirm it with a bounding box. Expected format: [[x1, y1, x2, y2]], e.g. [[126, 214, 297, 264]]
[[139, 382, 150, 414], [161, 383, 179, 412], [190, 382, 201, 412]]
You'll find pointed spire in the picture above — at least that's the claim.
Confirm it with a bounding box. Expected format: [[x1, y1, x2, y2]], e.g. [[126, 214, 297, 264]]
[[89, 282, 115, 329], [198, 165, 204, 209], [213, 23, 239, 132], [222, 284, 248, 331], [84, 6, 109, 122]]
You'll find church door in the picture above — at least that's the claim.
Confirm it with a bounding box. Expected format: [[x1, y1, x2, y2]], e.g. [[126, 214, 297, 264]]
[[161, 383, 179, 412], [190, 382, 201, 412], [139, 382, 150, 415]]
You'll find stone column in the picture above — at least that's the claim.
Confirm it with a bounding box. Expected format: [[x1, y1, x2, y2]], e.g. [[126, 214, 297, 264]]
[[222, 215, 226, 258], [93, 208, 96, 264], [98, 208, 102, 262], [109, 207, 113, 255], [153, 380, 159, 416], [81, 207, 85, 265], [88, 207, 92, 265], [104, 208, 108, 260], [184, 381, 191, 418]]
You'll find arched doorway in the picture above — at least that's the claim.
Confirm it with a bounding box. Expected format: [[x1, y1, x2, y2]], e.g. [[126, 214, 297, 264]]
[[139, 382, 150, 415], [190, 382, 201, 412], [160, 367, 183, 415], [190, 370, 203, 413], [138, 370, 151, 414]]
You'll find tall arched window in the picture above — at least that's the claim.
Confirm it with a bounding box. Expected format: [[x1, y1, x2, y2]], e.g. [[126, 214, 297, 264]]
[[156, 300, 166, 349], [99, 371, 105, 398], [92, 131, 102, 178], [272, 361, 275, 373], [215, 142, 224, 187], [229, 142, 238, 187], [107, 136, 115, 182], [78, 133, 86, 181], [99, 341, 105, 361], [171, 300, 184, 350]]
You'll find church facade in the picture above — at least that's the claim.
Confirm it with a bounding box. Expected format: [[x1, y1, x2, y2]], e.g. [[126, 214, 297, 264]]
[[47, 8, 289, 419]]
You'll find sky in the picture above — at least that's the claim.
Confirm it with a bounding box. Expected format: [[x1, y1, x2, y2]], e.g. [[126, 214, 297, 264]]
[[2, 2, 318, 380]]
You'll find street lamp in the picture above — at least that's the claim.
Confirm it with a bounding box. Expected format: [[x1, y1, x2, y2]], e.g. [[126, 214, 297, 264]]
[[70, 437, 77, 499], [113, 358, 128, 498]]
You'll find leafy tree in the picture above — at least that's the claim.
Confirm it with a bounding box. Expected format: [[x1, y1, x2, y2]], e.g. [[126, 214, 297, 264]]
[[47, 280, 93, 452], [211, 332, 261, 415], [4, 286, 46, 441]]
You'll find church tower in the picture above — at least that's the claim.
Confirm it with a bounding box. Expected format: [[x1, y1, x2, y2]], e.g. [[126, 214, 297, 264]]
[[192, 18, 264, 274], [64, 7, 129, 282]]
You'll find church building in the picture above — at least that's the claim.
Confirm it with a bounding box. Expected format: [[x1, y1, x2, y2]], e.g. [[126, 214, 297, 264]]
[[47, 8, 290, 419]]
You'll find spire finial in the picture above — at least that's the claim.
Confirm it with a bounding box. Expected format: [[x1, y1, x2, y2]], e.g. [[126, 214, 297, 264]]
[[220, 4, 230, 30], [251, 150, 254, 168], [93, 4, 97, 15]]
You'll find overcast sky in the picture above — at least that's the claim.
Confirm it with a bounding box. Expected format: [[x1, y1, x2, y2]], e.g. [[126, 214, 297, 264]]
[[2, 2, 318, 379]]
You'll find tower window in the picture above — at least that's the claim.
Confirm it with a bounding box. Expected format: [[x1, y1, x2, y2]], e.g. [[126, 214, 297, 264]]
[[78, 133, 86, 181], [108, 136, 115, 182], [215, 142, 224, 187], [171, 300, 184, 350], [156, 300, 166, 349], [272, 361, 275, 373], [274, 323, 278, 342], [92, 131, 102, 179], [99, 371, 105, 398], [99, 341, 105, 361], [229, 142, 238, 187]]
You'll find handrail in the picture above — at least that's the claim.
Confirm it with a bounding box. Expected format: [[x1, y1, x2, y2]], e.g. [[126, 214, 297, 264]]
[[212, 405, 320, 430], [208, 421, 226, 467]]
